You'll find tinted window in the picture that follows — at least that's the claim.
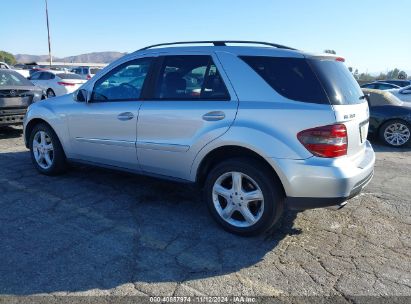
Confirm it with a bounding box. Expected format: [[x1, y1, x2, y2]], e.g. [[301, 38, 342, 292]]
[[309, 59, 364, 105], [39, 72, 54, 80], [375, 83, 394, 90], [240, 56, 329, 104], [361, 83, 375, 89], [57, 73, 83, 79], [90, 68, 100, 74], [92, 58, 152, 101], [30, 72, 42, 80], [0, 70, 32, 86], [154, 55, 229, 100]]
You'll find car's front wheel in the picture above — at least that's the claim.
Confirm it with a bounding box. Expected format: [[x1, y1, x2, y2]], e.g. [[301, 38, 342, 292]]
[[379, 120, 410, 147], [29, 123, 67, 175], [204, 158, 284, 236]]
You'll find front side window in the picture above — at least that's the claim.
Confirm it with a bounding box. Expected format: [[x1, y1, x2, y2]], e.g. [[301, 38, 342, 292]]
[[30, 72, 42, 80], [154, 55, 230, 100], [39, 72, 54, 80], [92, 58, 152, 101]]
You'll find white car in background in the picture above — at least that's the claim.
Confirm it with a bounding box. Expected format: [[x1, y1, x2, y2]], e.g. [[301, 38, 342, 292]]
[[388, 85, 411, 103], [0, 61, 30, 78], [71, 66, 102, 80], [29, 70, 87, 98]]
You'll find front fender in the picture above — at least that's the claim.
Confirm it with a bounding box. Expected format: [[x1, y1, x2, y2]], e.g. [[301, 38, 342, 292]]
[[23, 101, 70, 153]]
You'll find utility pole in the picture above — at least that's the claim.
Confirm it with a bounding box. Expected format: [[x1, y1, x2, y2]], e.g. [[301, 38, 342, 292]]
[[45, 0, 52, 68]]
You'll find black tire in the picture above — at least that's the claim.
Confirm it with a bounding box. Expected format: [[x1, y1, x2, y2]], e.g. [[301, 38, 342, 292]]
[[204, 158, 284, 236], [46, 89, 55, 98], [379, 120, 411, 147], [29, 123, 67, 175]]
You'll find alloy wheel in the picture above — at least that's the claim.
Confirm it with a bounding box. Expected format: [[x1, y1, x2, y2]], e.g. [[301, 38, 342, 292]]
[[384, 122, 410, 146], [212, 171, 264, 228], [33, 131, 54, 169]]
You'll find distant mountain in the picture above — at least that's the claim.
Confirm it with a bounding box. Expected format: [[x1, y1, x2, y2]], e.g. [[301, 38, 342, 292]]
[[14, 51, 126, 64]]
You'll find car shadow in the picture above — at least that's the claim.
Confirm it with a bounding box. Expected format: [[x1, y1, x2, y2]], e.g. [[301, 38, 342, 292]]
[[0, 126, 23, 139], [371, 142, 411, 152], [0, 151, 300, 295]]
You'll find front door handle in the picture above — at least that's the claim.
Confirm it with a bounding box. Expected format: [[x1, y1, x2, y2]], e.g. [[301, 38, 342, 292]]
[[117, 112, 134, 121], [202, 111, 225, 121]]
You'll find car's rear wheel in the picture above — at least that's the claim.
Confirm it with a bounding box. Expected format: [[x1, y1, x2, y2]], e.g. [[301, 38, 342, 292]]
[[379, 120, 410, 147], [29, 123, 67, 175], [46, 89, 55, 98], [204, 158, 284, 236]]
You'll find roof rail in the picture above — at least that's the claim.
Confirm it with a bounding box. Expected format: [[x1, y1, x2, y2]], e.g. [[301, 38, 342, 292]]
[[138, 40, 297, 51]]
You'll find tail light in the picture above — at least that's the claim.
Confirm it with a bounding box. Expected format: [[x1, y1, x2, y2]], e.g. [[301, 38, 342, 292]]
[[297, 124, 347, 158], [86, 74, 91, 80], [57, 82, 75, 86]]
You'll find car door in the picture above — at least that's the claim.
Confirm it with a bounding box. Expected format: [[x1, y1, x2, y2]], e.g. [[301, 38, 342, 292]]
[[137, 53, 238, 180], [66, 57, 153, 170]]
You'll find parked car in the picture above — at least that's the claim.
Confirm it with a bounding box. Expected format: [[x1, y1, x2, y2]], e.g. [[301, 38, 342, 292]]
[[0, 69, 44, 126], [376, 79, 411, 88], [23, 41, 375, 236], [71, 66, 101, 80], [360, 82, 401, 90], [29, 67, 49, 77], [363, 89, 411, 147], [388, 85, 411, 103], [29, 71, 87, 98], [0, 61, 31, 78]]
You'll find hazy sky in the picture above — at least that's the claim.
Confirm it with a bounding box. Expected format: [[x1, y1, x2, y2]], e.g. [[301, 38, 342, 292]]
[[1, 0, 410, 74]]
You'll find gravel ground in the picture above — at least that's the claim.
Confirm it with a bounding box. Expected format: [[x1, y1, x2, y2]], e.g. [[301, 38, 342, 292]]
[[0, 126, 410, 299]]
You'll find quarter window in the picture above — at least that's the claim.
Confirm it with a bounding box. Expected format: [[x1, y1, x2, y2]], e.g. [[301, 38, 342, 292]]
[[240, 56, 329, 104], [154, 55, 230, 100], [91, 58, 152, 101]]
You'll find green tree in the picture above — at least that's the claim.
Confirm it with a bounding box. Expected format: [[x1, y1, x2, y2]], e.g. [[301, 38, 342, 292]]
[[0, 51, 16, 65], [398, 71, 407, 80], [386, 68, 400, 79]]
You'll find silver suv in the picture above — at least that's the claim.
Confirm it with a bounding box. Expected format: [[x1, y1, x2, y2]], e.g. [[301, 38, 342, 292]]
[[23, 41, 375, 236]]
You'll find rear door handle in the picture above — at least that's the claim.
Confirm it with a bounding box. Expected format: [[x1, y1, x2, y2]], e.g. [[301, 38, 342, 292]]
[[202, 111, 225, 121], [117, 112, 134, 121]]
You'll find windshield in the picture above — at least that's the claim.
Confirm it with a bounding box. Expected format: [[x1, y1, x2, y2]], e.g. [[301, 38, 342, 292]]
[[0, 70, 33, 86], [309, 59, 364, 105]]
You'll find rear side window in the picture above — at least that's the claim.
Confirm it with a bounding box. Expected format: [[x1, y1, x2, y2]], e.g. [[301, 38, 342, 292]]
[[240, 56, 329, 104], [154, 55, 230, 100], [57, 73, 83, 79]]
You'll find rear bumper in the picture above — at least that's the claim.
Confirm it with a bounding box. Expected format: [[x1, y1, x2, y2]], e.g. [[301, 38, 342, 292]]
[[268, 140, 375, 210], [286, 169, 374, 210]]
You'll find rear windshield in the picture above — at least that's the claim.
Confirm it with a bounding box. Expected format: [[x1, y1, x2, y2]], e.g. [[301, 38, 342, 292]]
[[0, 70, 32, 86], [90, 68, 100, 74], [57, 73, 83, 79], [308, 59, 364, 105], [240, 56, 329, 104]]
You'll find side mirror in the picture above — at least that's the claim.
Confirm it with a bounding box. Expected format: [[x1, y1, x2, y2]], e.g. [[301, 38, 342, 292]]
[[74, 89, 89, 102]]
